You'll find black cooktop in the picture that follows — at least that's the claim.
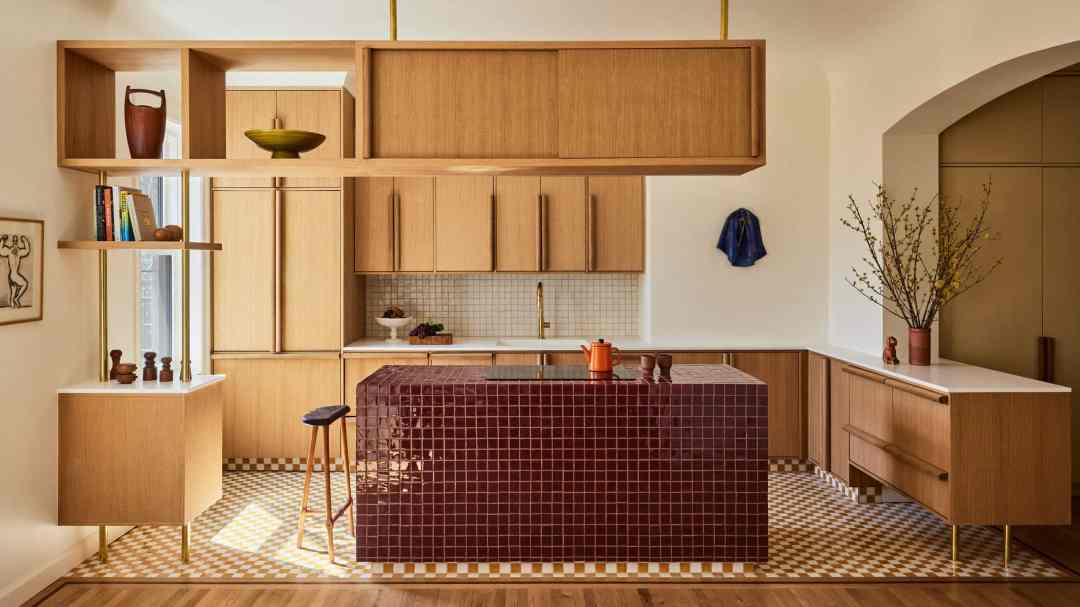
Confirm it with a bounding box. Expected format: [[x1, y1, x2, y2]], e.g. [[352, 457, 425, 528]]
[[484, 365, 636, 381]]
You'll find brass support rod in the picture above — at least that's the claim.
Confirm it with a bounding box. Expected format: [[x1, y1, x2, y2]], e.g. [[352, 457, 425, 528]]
[[1003, 524, 1010, 568], [389, 0, 397, 41], [180, 170, 192, 382], [98, 525, 108, 563], [98, 171, 108, 382], [181, 524, 190, 563], [720, 0, 729, 40], [951, 524, 959, 563]]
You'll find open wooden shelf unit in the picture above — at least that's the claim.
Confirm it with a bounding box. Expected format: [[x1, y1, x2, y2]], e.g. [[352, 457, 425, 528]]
[[57, 240, 222, 251], [58, 39, 766, 177]]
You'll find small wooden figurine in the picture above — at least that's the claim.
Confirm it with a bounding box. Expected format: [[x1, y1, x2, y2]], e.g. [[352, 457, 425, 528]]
[[656, 353, 673, 381], [883, 336, 899, 365], [109, 349, 122, 380], [115, 363, 137, 384], [143, 351, 158, 381], [159, 357, 174, 382], [640, 354, 656, 381]]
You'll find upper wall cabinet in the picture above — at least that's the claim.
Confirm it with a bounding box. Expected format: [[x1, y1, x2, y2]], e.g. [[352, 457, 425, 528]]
[[57, 40, 764, 176]]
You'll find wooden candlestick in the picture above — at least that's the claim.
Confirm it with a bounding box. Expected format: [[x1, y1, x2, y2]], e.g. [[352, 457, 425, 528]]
[[159, 357, 174, 382], [143, 351, 158, 381], [109, 350, 122, 380]]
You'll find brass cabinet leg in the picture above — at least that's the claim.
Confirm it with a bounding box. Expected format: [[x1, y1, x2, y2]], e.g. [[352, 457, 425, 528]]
[[340, 420, 355, 538], [1004, 524, 1011, 568], [98, 525, 108, 563], [297, 426, 318, 548], [322, 425, 335, 562], [181, 524, 190, 563], [951, 524, 959, 563]]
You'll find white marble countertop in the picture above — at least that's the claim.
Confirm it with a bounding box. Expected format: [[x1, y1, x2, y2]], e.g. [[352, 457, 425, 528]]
[[57, 374, 226, 395], [344, 337, 1070, 394]]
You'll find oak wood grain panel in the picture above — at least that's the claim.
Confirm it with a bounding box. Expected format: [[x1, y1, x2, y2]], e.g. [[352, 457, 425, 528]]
[[559, 48, 752, 158], [55, 383, 223, 527], [829, 361, 850, 482], [429, 354, 493, 366], [182, 49, 226, 160], [939, 167, 1042, 379], [733, 351, 803, 457], [435, 176, 494, 271], [940, 80, 1043, 164], [214, 90, 276, 187], [341, 88, 355, 159], [1043, 77, 1080, 162], [950, 392, 1071, 525], [1043, 168, 1080, 481], [546, 352, 585, 366], [850, 434, 951, 519], [671, 352, 728, 364], [212, 190, 275, 352], [807, 352, 829, 468], [371, 49, 558, 158], [183, 382, 224, 521], [494, 353, 543, 366], [213, 357, 340, 460], [890, 387, 949, 472], [282, 190, 341, 351], [495, 176, 540, 271], [340, 179, 366, 346], [396, 177, 436, 271], [61, 49, 115, 159], [343, 354, 428, 409], [587, 176, 644, 272], [353, 178, 394, 272], [540, 177, 587, 272], [846, 370, 893, 442], [277, 89, 342, 188]]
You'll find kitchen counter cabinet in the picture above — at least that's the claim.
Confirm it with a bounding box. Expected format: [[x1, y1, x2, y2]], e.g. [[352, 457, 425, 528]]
[[588, 177, 644, 272], [807, 352, 828, 469], [541, 177, 588, 271], [494, 176, 542, 271], [435, 176, 494, 271]]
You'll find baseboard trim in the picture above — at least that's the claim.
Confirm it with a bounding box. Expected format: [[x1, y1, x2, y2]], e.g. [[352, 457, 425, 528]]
[[3, 526, 130, 607]]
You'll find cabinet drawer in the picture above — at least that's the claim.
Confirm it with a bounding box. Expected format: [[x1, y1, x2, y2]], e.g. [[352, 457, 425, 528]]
[[851, 433, 951, 519], [845, 367, 892, 440], [890, 386, 950, 472]]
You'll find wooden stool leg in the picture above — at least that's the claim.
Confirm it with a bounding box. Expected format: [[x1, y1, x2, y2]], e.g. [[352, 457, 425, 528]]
[[340, 419, 355, 537], [322, 425, 336, 562], [297, 426, 318, 548]]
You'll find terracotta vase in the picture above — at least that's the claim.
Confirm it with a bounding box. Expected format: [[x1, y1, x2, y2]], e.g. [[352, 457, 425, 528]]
[[124, 86, 166, 159], [908, 327, 931, 366]]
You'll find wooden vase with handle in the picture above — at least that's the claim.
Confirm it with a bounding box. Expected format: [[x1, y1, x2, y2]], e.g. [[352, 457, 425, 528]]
[[124, 86, 166, 159]]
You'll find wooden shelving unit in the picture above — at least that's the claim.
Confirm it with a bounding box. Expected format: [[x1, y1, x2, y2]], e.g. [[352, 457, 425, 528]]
[[58, 240, 222, 251]]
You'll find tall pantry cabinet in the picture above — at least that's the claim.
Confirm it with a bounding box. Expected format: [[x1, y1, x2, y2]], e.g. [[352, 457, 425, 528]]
[[211, 88, 362, 464]]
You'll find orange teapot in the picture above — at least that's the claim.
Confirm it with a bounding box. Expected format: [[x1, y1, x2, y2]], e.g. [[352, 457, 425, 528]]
[[581, 338, 622, 373]]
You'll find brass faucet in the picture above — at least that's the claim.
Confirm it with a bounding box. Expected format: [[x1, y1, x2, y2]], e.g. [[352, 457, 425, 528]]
[[536, 281, 551, 338]]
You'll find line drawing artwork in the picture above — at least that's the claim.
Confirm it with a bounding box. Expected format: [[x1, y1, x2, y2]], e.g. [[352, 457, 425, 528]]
[[0, 234, 32, 309]]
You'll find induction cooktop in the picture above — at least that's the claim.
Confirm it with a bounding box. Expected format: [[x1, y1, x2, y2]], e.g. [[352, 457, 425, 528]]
[[484, 365, 636, 381]]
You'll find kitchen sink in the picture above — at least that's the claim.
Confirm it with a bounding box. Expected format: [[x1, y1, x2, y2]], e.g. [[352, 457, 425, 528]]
[[497, 338, 585, 349]]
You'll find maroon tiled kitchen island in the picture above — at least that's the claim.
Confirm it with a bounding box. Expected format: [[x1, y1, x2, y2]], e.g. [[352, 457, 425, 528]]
[[355, 365, 768, 563]]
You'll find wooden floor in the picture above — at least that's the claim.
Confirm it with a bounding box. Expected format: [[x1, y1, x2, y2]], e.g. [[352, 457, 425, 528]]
[[30, 581, 1080, 607], [1017, 497, 1080, 575]]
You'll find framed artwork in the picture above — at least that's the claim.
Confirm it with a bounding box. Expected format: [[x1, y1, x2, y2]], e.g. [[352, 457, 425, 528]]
[[0, 217, 44, 326]]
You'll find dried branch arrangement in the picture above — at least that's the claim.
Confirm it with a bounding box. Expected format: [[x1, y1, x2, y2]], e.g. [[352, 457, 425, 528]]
[[842, 183, 1001, 329]]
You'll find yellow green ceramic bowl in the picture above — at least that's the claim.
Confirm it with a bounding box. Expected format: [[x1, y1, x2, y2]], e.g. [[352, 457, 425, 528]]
[[244, 129, 326, 159]]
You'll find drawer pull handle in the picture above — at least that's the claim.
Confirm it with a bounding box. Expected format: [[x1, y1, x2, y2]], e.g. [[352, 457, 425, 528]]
[[884, 379, 948, 404], [843, 424, 949, 481], [841, 366, 886, 383]]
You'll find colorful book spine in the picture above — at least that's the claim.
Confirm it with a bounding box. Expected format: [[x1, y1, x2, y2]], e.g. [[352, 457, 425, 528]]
[[94, 186, 106, 241], [119, 192, 132, 241], [103, 187, 114, 241]]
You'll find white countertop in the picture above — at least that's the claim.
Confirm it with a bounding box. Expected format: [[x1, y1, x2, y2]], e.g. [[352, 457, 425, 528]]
[[57, 374, 226, 395], [344, 337, 1070, 394]]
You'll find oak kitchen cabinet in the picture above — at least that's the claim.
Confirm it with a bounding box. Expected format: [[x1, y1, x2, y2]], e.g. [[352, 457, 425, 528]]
[[344, 354, 428, 410], [353, 175, 641, 273], [807, 352, 829, 468], [213, 189, 344, 353], [214, 88, 353, 189]]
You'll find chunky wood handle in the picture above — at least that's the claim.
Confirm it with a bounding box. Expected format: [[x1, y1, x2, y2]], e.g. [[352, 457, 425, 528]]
[[884, 379, 948, 404], [490, 193, 497, 271], [841, 365, 886, 384], [537, 193, 544, 271], [587, 193, 595, 272], [392, 193, 401, 271], [843, 424, 949, 481], [125, 86, 165, 109]]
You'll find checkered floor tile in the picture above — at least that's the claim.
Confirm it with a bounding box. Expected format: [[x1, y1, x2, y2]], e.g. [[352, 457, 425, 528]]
[[65, 471, 1067, 580]]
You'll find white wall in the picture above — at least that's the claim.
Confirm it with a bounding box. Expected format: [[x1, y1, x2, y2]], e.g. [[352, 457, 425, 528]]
[[4, 1, 1080, 604]]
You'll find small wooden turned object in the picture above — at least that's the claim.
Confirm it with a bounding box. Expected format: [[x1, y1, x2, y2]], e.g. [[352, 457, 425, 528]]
[[159, 357, 174, 382], [109, 349, 122, 380], [143, 352, 158, 381]]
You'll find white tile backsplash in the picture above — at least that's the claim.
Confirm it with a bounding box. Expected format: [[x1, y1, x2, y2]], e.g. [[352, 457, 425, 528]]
[[365, 274, 639, 338]]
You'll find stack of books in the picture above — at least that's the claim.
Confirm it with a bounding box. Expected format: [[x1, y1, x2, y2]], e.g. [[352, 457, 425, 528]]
[[93, 186, 158, 241]]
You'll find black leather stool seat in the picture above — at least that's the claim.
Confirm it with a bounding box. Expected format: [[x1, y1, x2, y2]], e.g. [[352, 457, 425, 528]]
[[301, 404, 350, 426]]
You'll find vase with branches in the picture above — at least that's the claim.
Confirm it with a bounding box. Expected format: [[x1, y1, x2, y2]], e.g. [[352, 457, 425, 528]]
[[842, 182, 1001, 365]]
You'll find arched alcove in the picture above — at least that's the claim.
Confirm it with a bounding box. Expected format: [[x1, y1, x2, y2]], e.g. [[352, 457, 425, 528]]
[[878, 40, 1080, 363]]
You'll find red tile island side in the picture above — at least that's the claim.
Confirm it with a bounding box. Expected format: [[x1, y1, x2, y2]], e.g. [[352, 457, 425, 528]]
[[355, 365, 768, 563]]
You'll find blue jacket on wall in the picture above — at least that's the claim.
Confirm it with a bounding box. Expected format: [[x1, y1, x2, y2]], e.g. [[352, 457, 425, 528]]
[[717, 208, 767, 267]]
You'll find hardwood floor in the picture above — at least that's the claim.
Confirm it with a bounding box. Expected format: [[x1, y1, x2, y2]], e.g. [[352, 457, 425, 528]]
[[1016, 497, 1080, 575], [30, 581, 1080, 607]]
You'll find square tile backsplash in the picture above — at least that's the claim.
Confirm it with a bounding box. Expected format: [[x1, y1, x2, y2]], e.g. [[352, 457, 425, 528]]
[[365, 274, 639, 338]]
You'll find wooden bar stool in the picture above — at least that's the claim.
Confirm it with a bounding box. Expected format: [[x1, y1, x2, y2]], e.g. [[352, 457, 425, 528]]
[[297, 404, 354, 562]]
